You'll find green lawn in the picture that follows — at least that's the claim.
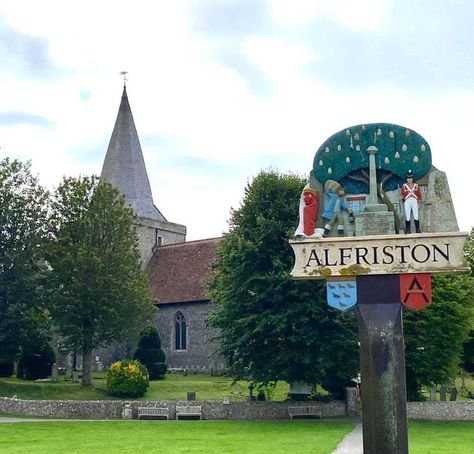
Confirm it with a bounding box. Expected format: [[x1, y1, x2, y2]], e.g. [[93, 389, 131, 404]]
[[0, 420, 472, 454], [409, 420, 474, 454], [0, 373, 290, 401], [0, 420, 353, 454]]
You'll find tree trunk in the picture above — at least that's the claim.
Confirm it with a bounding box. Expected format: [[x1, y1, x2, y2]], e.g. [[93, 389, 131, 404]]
[[82, 346, 93, 386], [82, 320, 94, 387]]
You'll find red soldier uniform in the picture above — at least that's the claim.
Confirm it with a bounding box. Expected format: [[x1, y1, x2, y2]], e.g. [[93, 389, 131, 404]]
[[401, 171, 422, 233]]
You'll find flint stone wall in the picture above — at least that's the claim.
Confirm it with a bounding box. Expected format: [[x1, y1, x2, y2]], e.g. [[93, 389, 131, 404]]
[[0, 397, 344, 420], [407, 401, 474, 420], [2, 397, 473, 420]]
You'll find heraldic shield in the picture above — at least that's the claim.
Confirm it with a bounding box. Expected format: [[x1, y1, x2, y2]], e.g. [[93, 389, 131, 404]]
[[326, 280, 357, 312], [400, 273, 432, 311]]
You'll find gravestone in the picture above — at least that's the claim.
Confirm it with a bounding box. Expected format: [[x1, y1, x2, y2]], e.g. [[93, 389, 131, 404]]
[[51, 363, 59, 383], [429, 388, 437, 401], [440, 386, 447, 401], [450, 387, 458, 401], [290, 123, 470, 454]]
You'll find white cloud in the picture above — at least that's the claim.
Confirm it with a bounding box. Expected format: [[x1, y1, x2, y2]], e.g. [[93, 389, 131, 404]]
[[0, 0, 473, 239]]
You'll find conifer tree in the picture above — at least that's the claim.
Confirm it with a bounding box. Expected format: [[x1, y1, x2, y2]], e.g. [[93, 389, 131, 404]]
[[134, 325, 167, 379]]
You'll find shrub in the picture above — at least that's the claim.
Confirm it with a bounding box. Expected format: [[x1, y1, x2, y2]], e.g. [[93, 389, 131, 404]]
[[16, 341, 55, 380], [0, 361, 14, 377], [134, 326, 167, 380], [106, 360, 149, 398]]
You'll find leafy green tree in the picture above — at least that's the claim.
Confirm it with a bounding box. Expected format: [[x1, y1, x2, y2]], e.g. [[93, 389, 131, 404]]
[[0, 158, 50, 372], [404, 273, 474, 400], [16, 338, 55, 380], [47, 176, 155, 386], [134, 325, 167, 379], [461, 229, 474, 375], [209, 170, 359, 396]]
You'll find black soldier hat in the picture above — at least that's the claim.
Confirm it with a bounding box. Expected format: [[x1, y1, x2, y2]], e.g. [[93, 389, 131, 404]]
[[406, 170, 414, 179]]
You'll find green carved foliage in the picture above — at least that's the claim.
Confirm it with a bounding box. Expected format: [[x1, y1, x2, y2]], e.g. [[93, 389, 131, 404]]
[[313, 123, 432, 186]]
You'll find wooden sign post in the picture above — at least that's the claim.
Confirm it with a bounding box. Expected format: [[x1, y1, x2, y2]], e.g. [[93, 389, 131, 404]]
[[290, 123, 470, 454]]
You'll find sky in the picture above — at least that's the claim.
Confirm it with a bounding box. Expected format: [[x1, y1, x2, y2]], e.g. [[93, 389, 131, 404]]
[[1, 0, 474, 240]]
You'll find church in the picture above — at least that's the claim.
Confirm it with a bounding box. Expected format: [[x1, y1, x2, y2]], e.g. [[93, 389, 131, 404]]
[[100, 86, 224, 373]]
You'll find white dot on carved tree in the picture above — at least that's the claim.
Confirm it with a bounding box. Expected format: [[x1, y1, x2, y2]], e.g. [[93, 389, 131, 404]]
[[389, 131, 394, 138], [325, 147, 330, 153], [346, 157, 350, 163], [413, 156, 419, 163], [328, 167, 332, 174], [346, 129, 350, 136], [354, 133, 360, 140], [377, 128, 382, 136], [395, 152, 400, 158], [421, 144, 426, 152], [402, 144, 408, 152], [384, 157, 390, 164], [319, 160, 324, 166], [337, 144, 342, 151], [405, 129, 411, 136], [356, 145, 361, 151]]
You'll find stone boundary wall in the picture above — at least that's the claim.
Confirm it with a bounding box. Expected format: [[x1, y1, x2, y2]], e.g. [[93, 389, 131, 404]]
[[0, 397, 344, 420], [1, 397, 473, 420], [407, 401, 474, 420]]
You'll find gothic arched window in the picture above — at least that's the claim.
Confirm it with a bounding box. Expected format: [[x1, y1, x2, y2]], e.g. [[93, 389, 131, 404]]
[[174, 311, 187, 350]]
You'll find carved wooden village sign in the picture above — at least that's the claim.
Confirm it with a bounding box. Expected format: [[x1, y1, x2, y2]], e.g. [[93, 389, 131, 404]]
[[289, 123, 470, 454]]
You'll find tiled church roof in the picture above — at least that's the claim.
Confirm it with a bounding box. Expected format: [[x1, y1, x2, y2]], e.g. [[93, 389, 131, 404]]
[[147, 237, 221, 304]]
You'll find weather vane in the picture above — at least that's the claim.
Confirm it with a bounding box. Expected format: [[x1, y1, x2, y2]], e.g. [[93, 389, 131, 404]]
[[120, 71, 128, 87]]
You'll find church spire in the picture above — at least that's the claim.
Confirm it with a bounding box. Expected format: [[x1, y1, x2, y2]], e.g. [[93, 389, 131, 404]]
[[101, 86, 166, 222]]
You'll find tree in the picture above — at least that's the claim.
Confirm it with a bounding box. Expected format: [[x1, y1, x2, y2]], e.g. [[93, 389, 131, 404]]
[[209, 169, 359, 395], [404, 273, 474, 400], [47, 176, 155, 386], [313, 123, 433, 232], [0, 158, 50, 372], [461, 229, 474, 375], [134, 325, 167, 379]]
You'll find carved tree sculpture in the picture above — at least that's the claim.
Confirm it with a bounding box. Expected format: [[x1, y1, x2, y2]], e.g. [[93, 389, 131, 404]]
[[312, 123, 432, 233]]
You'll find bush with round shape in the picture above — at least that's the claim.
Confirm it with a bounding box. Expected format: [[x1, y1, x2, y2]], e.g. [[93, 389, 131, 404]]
[[134, 326, 167, 380], [16, 341, 55, 380], [106, 360, 149, 398]]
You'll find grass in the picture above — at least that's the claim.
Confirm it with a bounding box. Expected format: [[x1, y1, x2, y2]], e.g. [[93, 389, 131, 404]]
[[409, 420, 474, 454], [0, 420, 472, 454], [0, 420, 353, 454], [0, 373, 290, 401]]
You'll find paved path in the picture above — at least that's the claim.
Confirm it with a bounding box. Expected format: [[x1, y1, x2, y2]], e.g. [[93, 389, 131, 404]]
[[331, 423, 363, 454], [0, 417, 91, 423]]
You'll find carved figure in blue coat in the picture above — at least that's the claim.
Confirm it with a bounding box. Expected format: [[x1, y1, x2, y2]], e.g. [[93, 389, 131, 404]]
[[322, 185, 350, 237]]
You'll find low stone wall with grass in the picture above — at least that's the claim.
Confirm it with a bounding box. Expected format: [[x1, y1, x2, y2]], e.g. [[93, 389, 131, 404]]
[[0, 397, 345, 420], [2, 397, 473, 420], [407, 401, 474, 420]]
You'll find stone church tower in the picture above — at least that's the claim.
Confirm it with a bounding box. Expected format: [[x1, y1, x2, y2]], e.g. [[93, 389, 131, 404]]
[[100, 86, 186, 264]]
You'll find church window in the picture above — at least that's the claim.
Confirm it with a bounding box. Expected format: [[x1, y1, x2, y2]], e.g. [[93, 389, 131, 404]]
[[155, 229, 163, 247], [174, 311, 187, 350]]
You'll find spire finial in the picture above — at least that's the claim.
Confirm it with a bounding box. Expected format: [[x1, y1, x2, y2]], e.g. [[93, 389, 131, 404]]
[[120, 71, 128, 87]]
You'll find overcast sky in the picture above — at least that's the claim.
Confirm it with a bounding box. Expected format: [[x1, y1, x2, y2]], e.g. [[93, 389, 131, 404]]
[[1, 0, 473, 240]]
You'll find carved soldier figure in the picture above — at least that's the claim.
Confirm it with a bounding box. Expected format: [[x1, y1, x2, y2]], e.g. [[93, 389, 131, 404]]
[[401, 170, 422, 233]]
